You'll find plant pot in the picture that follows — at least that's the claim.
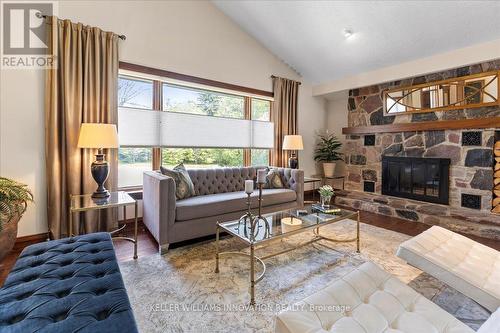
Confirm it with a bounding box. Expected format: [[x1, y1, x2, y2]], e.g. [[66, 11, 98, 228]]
[[323, 162, 336, 178], [0, 214, 20, 262]]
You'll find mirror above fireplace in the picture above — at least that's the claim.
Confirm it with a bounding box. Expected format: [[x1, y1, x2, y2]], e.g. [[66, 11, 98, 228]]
[[382, 156, 450, 205], [384, 70, 500, 115]]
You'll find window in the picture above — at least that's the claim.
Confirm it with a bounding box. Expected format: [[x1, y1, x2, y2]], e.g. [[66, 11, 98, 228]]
[[251, 98, 271, 121], [117, 67, 273, 189], [162, 148, 244, 168], [118, 148, 153, 187], [118, 76, 154, 188], [118, 76, 153, 109], [251, 149, 269, 166], [251, 99, 271, 164], [163, 84, 244, 119]]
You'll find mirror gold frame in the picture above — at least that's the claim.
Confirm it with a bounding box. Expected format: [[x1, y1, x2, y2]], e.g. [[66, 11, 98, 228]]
[[383, 70, 500, 115]]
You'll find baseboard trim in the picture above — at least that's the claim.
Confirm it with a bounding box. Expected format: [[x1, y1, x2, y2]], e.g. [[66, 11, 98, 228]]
[[120, 217, 143, 224], [16, 232, 48, 244]]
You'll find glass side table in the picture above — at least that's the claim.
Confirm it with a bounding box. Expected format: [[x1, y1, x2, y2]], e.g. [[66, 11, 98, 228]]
[[304, 177, 322, 203], [69, 191, 138, 259]]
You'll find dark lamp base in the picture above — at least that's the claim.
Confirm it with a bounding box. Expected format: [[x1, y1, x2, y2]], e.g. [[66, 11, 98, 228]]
[[91, 151, 110, 198], [91, 189, 110, 199], [288, 153, 299, 169]]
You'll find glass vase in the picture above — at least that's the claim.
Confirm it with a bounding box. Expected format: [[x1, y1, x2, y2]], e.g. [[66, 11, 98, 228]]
[[320, 195, 332, 208]]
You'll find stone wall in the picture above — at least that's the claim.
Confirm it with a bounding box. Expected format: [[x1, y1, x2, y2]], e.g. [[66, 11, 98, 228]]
[[347, 59, 500, 128], [344, 59, 500, 214], [344, 129, 495, 212]]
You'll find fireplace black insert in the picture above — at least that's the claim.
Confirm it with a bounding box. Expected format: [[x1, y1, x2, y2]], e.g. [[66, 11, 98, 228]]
[[382, 156, 450, 205]]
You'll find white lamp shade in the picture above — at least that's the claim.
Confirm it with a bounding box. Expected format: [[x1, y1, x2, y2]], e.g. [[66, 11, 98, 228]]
[[282, 135, 303, 150], [77, 123, 119, 149]]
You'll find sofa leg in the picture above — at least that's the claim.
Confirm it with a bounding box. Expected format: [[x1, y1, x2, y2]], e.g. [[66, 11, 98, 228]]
[[159, 243, 170, 255]]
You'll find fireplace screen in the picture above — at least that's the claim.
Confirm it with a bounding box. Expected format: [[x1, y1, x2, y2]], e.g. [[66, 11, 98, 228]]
[[382, 156, 450, 205]]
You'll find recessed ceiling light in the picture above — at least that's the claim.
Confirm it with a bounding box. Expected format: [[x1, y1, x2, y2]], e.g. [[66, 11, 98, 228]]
[[343, 28, 354, 39]]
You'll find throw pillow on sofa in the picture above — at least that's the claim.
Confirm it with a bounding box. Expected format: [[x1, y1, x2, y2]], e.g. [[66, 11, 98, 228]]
[[265, 168, 285, 189], [160, 163, 196, 200]]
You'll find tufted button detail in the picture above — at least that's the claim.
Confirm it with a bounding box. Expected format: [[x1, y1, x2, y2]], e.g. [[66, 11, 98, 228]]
[[96, 310, 111, 321], [53, 311, 69, 322], [9, 313, 26, 324], [29, 261, 42, 267], [56, 289, 71, 298], [61, 260, 73, 266], [23, 275, 37, 282], [94, 288, 108, 296], [16, 292, 33, 301]]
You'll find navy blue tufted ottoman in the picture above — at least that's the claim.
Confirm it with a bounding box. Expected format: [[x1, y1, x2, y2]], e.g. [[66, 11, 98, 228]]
[[0, 233, 138, 333]]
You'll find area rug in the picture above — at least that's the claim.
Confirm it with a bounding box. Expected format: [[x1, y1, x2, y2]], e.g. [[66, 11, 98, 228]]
[[119, 219, 489, 332]]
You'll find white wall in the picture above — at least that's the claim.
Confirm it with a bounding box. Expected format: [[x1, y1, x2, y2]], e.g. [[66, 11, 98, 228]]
[[0, 69, 47, 237], [325, 91, 349, 178], [0, 0, 327, 236], [314, 38, 500, 96]]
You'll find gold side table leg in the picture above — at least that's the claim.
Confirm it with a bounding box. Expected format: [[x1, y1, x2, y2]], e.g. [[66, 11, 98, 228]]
[[215, 224, 220, 273], [250, 243, 255, 306], [133, 202, 138, 259], [69, 209, 73, 238], [123, 206, 126, 234], [356, 211, 360, 253]]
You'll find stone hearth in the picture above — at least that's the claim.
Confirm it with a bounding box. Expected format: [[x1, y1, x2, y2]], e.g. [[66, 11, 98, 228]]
[[335, 190, 500, 240]]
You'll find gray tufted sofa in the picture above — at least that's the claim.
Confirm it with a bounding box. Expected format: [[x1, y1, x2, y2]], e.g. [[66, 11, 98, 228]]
[[143, 167, 304, 254]]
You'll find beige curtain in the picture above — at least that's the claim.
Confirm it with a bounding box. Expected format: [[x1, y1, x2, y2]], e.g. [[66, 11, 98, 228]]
[[45, 17, 119, 239], [271, 76, 300, 167]]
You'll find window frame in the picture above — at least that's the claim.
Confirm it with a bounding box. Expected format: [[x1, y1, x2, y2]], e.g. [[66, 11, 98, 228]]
[[118, 63, 273, 190]]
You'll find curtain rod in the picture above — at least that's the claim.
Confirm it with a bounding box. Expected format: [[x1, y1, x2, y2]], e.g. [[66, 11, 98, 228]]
[[270, 75, 301, 85], [35, 12, 126, 40]]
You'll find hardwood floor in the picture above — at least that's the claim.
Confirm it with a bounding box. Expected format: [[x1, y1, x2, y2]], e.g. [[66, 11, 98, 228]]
[[1, 197, 499, 287]]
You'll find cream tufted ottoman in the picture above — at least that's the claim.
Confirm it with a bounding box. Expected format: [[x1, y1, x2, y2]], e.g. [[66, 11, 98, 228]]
[[275, 261, 474, 333], [396, 226, 500, 312]]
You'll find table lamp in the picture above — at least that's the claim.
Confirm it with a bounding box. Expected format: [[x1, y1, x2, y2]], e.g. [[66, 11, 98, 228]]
[[282, 135, 303, 169], [77, 123, 119, 198]]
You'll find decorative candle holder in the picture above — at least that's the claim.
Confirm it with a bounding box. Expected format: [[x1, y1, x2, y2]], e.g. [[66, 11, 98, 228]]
[[236, 192, 254, 231], [250, 182, 271, 240]]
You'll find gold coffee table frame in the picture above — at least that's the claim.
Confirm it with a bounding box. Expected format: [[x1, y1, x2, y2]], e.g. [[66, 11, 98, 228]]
[[214, 206, 360, 305]]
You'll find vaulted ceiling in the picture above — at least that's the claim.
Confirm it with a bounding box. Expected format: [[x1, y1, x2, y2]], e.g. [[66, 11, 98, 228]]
[[213, 1, 500, 84]]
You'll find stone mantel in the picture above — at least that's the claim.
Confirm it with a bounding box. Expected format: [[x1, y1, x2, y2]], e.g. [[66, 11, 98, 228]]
[[342, 117, 500, 135]]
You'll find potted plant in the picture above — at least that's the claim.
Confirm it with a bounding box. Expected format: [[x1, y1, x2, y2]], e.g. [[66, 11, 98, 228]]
[[313, 133, 343, 177], [0, 177, 33, 261]]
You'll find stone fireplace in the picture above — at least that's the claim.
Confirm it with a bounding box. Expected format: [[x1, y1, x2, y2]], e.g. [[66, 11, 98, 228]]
[[335, 59, 500, 240]]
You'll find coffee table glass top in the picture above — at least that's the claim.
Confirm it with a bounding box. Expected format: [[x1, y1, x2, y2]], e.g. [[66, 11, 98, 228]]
[[219, 205, 357, 244]]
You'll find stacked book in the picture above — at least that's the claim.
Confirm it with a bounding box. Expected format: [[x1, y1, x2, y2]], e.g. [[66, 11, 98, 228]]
[[311, 204, 342, 214]]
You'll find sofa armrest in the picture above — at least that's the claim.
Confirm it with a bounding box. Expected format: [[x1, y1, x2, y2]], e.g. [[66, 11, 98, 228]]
[[272, 167, 304, 208], [290, 169, 304, 208], [143, 171, 176, 253]]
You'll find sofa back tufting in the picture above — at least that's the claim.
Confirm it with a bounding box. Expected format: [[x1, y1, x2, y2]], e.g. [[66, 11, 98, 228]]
[[186, 167, 295, 196]]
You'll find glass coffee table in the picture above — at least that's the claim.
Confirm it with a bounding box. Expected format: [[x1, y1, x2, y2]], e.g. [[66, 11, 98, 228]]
[[214, 205, 360, 305]]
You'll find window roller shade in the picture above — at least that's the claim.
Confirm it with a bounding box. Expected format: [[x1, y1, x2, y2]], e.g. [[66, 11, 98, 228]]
[[117, 108, 160, 146], [118, 107, 274, 149]]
